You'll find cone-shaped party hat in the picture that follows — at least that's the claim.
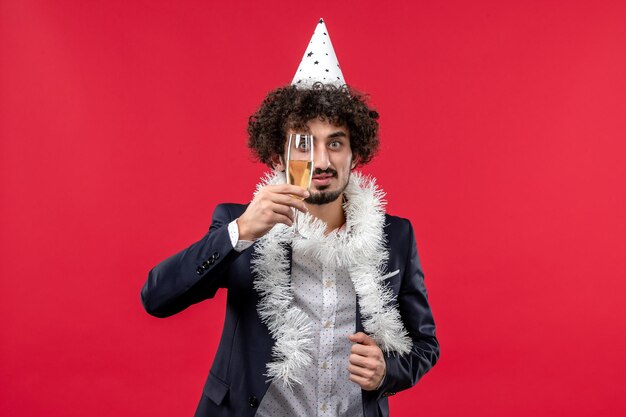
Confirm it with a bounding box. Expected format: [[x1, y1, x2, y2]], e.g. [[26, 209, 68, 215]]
[[291, 18, 345, 87]]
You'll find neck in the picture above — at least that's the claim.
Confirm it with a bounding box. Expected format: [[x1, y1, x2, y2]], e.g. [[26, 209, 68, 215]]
[[306, 195, 345, 234]]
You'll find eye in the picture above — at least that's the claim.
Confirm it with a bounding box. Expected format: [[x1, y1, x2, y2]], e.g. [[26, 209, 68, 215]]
[[329, 140, 342, 150], [295, 134, 313, 150]]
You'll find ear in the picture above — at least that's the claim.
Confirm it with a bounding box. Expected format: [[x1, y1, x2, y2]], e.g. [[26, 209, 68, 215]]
[[271, 154, 286, 172], [350, 154, 359, 170]]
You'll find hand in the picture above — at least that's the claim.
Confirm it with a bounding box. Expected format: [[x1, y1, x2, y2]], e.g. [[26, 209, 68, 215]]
[[237, 184, 309, 241], [348, 332, 386, 391]]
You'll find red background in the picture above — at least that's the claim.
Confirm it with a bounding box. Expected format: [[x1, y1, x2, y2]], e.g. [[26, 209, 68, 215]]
[[2, 1, 626, 416]]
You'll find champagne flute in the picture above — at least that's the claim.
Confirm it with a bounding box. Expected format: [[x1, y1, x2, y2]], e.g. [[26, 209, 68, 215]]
[[286, 133, 314, 235]]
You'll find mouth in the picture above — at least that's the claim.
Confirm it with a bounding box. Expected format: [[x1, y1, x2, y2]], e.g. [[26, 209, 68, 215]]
[[311, 173, 334, 187]]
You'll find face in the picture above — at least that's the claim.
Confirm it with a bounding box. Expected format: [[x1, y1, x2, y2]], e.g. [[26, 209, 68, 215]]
[[276, 118, 356, 205]]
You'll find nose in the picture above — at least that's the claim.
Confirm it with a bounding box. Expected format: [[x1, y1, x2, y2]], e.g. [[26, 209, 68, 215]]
[[313, 144, 330, 171]]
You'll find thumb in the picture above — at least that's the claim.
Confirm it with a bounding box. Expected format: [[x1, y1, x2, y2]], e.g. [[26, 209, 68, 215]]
[[348, 332, 376, 346]]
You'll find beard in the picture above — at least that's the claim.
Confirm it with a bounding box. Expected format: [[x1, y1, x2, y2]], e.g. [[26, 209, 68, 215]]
[[305, 168, 350, 205], [305, 189, 343, 205]]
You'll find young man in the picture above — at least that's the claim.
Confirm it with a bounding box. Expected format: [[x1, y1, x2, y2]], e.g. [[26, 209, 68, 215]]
[[141, 19, 438, 417]]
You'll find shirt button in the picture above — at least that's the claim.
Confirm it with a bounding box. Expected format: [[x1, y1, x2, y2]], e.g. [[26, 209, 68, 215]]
[[321, 361, 328, 369], [324, 280, 333, 288], [321, 402, 328, 412], [324, 320, 332, 328]]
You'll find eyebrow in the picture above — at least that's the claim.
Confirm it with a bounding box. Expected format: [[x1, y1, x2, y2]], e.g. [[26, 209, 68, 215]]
[[328, 131, 348, 139]]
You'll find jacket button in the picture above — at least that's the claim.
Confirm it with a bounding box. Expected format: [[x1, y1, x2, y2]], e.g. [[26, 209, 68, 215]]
[[213, 252, 220, 260], [248, 395, 258, 407], [196, 267, 204, 275], [202, 261, 210, 268], [208, 258, 215, 265]]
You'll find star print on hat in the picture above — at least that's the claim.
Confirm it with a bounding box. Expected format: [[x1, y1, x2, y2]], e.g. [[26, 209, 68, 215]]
[[292, 18, 346, 88]]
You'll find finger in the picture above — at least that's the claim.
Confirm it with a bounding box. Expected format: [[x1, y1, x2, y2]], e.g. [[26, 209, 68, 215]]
[[269, 194, 309, 213], [293, 199, 308, 214], [348, 353, 376, 369], [350, 343, 377, 357], [348, 332, 376, 346], [348, 364, 375, 379], [266, 184, 311, 199], [270, 202, 295, 220], [272, 212, 293, 227], [348, 373, 370, 390]]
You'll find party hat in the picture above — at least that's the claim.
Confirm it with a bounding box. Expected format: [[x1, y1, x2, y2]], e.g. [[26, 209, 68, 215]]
[[291, 18, 345, 87]]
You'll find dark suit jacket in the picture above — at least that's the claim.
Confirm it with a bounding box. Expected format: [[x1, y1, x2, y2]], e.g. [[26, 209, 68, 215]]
[[141, 203, 439, 417]]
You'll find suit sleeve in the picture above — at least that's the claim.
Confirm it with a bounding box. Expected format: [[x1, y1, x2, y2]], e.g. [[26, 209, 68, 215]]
[[377, 219, 440, 396], [140, 204, 240, 318]]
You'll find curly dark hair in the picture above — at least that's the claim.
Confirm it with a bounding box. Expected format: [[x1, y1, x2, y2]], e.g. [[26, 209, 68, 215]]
[[247, 83, 380, 167]]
